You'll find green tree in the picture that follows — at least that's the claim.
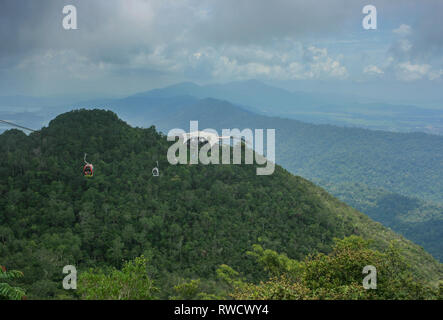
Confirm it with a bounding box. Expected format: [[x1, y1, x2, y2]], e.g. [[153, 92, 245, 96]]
[[229, 236, 439, 300], [0, 265, 26, 300], [78, 256, 156, 300]]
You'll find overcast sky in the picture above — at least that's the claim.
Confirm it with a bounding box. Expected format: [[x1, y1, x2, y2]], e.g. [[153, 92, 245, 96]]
[[1, 0, 442, 105]]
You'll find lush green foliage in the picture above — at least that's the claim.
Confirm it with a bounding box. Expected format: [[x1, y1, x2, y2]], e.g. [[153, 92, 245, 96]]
[[317, 181, 443, 261], [73, 236, 440, 300], [227, 236, 439, 300], [78, 256, 156, 300], [0, 265, 26, 300], [140, 97, 443, 261], [0, 109, 441, 299]]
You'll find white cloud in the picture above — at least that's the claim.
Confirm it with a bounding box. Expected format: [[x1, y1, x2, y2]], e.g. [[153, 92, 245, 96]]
[[396, 61, 443, 81], [203, 44, 348, 81], [393, 24, 412, 36], [212, 56, 283, 80], [305, 46, 348, 79], [363, 65, 384, 75]]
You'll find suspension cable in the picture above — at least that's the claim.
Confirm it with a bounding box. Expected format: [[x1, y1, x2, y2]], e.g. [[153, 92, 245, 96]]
[[0, 119, 36, 132]]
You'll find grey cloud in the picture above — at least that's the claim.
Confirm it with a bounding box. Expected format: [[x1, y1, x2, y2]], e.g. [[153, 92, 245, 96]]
[[0, 0, 442, 96], [410, 2, 443, 61], [0, 0, 372, 65], [190, 0, 358, 45], [382, 1, 443, 81], [387, 1, 443, 63]]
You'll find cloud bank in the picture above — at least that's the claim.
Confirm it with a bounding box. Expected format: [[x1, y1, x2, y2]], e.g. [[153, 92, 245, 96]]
[[0, 0, 442, 96]]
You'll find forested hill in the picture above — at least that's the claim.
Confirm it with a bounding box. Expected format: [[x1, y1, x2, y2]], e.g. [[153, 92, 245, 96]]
[[0, 109, 441, 299], [142, 98, 443, 205], [135, 98, 443, 261], [316, 180, 443, 262]]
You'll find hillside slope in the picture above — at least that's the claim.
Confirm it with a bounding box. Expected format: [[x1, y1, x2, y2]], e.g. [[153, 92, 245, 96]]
[[66, 95, 443, 260], [316, 180, 443, 261], [0, 109, 440, 299], [132, 97, 443, 261], [114, 97, 443, 204]]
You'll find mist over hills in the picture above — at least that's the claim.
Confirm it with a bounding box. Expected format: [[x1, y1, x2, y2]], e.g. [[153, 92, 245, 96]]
[[130, 81, 443, 135], [1, 80, 442, 135]]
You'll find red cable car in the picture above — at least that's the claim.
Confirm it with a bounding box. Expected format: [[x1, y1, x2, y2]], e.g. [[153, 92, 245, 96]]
[[83, 163, 94, 177], [83, 153, 94, 177]]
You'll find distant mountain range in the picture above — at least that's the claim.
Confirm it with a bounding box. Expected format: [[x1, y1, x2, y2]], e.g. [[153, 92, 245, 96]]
[[1, 80, 443, 134], [126, 80, 443, 135]]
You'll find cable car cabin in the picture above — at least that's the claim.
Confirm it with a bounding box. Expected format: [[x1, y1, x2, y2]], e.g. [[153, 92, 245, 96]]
[[83, 164, 94, 177]]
